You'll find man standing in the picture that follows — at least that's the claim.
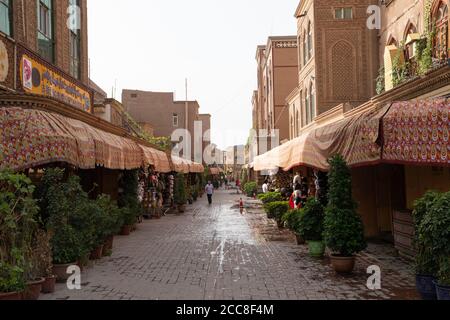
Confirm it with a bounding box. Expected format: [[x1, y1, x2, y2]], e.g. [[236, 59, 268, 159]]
[[205, 181, 214, 205], [262, 181, 269, 194]]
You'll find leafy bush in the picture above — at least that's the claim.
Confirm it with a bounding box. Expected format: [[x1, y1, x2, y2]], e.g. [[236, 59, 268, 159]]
[[0, 171, 38, 291], [297, 198, 324, 241], [0, 260, 26, 293], [415, 191, 450, 281], [438, 257, 450, 287], [282, 209, 304, 232], [264, 201, 290, 223], [118, 170, 141, 225], [96, 195, 123, 237], [258, 192, 283, 204], [413, 191, 442, 275], [323, 155, 367, 256], [41, 169, 89, 264], [174, 174, 187, 206], [244, 182, 258, 197]]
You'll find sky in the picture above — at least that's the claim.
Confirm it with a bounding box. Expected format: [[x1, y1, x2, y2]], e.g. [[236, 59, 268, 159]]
[[87, 0, 298, 150]]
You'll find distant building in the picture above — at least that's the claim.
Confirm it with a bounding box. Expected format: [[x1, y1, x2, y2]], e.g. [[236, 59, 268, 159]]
[[122, 90, 211, 161]]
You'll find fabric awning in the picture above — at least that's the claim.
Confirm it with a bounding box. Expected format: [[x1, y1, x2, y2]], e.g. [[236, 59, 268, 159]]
[[285, 104, 389, 171], [0, 107, 159, 171], [253, 140, 292, 171], [0, 107, 93, 171], [209, 167, 220, 175], [170, 156, 204, 174], [382, 98, 449, 166], [254, 104, 389, 172], [140, 146, 172, 173]]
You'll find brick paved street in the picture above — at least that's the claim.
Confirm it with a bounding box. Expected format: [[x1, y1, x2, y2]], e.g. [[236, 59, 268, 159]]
[[41, 189, 419, 301]]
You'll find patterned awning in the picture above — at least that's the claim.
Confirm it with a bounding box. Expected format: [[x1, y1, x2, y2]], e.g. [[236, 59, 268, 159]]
[[171, 155, 204, 174], [382, 98, 449, 166], [0, 107, 167, 171]]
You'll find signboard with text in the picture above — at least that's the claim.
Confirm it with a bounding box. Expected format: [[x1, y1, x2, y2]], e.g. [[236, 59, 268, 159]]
[[19, 54, 92, 112]]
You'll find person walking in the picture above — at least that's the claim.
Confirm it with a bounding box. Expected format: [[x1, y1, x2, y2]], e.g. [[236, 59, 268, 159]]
[[205, 181, 214, 205]]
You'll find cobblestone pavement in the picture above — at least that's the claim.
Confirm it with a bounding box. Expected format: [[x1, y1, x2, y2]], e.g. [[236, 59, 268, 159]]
[[41, 189, 419, 300]]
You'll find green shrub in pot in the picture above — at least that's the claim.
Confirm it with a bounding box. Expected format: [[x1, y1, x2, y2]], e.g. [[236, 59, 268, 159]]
[[0, 171, 38, 294], [264, 201, 290, 224], [97, 195, 123, 237], [297, 198, 325, 242], [174, 174, 187, 207], [258, 192, 283, 204], [282, 209, 303, 231], [244, 182, 258, 197], [413, 191, 442, 277], [324, 155, 366, 271]]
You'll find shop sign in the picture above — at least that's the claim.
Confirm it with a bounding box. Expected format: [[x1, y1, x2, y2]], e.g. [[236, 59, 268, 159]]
[[20, 54, 92, 112]]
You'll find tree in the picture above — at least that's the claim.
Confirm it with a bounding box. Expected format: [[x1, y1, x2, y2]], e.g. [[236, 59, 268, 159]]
[[323, 155, 366, 256]]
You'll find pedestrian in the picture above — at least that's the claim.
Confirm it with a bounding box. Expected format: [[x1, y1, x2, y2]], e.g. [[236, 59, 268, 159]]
[[236, 178, 241, 194], [262, 181, 269, 194], [239, 198, 244, 215], [205, 181, 214, 205], [293, 172, 301, 192]]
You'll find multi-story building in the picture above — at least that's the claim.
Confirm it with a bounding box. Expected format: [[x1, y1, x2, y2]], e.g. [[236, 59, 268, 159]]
[[0, 0, 94, 112], [122, 90, 211, 162], [288, 0, 379, 135]]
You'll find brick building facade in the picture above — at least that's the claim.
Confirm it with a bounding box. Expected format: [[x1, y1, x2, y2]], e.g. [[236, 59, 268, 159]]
[[122, 90, 211, 162]]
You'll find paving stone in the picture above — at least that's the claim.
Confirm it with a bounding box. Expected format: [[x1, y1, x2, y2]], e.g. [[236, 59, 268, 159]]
[[40, 189, 418, 301]]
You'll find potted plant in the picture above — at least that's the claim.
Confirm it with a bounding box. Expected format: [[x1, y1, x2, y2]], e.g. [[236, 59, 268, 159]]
[[25, 230, 55, 297], [264, 201, 290, 228], [298, 198, 325, 257], [118, 170, 141, 233], [174, 174, 187, 213], [282, 209, 305, 245], [98, 196, 123, 256], [258, 192, 283, 204], [88, 199, 108, 260], [420, 191, 450, 300], [435, 257, 450, 300], [39, 170, 84, 282], [323, 155, 367, 273], [36, 231, 57, 294], [0, 171, 38, 300], [244, 182, 258, 198], [413, 191, 441, 300], [120, 207, 136, 236], [0, 260, 25, 301]]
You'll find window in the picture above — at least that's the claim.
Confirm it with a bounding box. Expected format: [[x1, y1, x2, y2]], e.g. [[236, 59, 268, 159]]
[[305, 88, 309, 125], [335, 7, 353, 20], [0, 0, 11, 36], [131, 93, 138, 98], [309, 82, 316, 122], [303, 33, 308, 66], [37, 0, 54, 62], [173, 114, 179, 127], [69, 0, 81, 79], [295, 108, 300, 137], [432, 1, 448, 60], [307, 22, 313, 60]]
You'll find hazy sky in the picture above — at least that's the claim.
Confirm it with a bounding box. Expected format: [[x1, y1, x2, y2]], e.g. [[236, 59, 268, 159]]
[[88, 0, 298, 150]]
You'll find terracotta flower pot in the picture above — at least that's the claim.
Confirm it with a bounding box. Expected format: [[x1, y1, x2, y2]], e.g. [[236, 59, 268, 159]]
[[53, 263, 77, 283], [120, 225, 131, 236], [295, 234, 306, 245], [0, 292, 22, 301], [177, 205, 185, 214], [330, 255, 356, 274], [90, 245, 104, 260], [41, 275, 57, 294], [23, 278, 45, 300], [104, 235, 114, 252]]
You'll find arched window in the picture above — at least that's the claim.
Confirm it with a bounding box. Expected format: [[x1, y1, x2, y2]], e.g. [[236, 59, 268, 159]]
[[303, 32, 308, 66], [307, 22, 313, 60], [309, 82, 316, 122], [431, 1, 448, 60], [305, 88, 309, 125], [300, 90, 305, 127]]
